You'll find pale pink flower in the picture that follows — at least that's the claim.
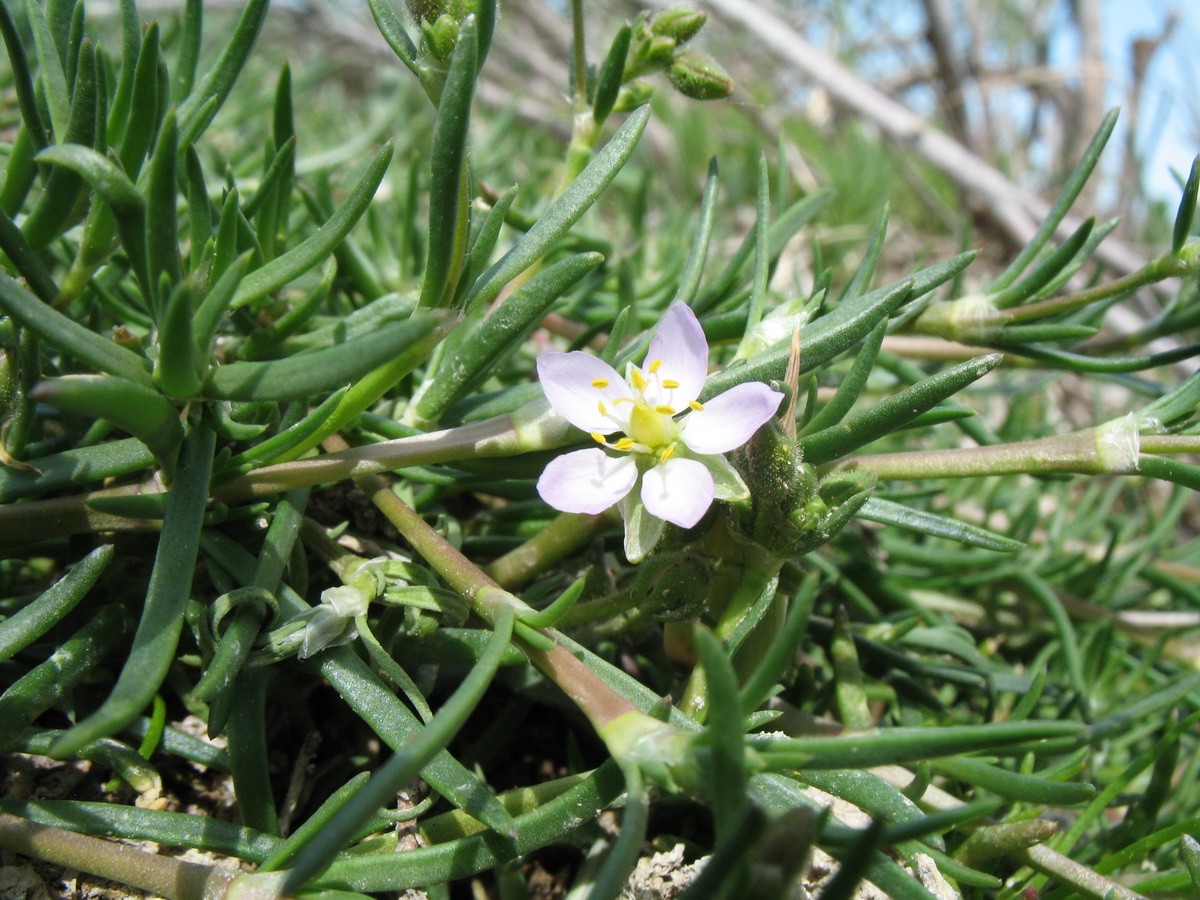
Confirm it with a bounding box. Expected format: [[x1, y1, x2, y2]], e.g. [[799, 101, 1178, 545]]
[[536, 302, 783, 530]]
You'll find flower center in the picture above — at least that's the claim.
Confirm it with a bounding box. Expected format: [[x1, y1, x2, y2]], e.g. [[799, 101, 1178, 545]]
[[628, 401, 669, 448]]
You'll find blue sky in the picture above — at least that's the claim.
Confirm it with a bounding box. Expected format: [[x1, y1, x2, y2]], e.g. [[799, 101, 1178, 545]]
[[1104, 0, 1198, 200]]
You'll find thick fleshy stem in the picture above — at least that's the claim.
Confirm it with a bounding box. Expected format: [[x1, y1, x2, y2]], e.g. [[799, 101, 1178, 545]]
[[322, 435, 638, 735]]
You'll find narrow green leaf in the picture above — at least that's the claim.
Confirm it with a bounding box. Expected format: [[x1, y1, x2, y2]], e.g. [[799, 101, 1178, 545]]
[[800, 353, 1002, 465], [206, 313, 444, 401], [22, 42, 97, 249], [173, 0, 203, 103], [215, 388, 349, 477], [32, 375, 183, 475], [146, 110, 182, 297], [798, 320, 887, 437], [465, 104, 650, 308], [672, 158, 720, 309], [231, 143, 393, 309], [0, 3, 48, 153], [0, 545, 114, 663], [177, 0, 269, 147], [26, 1, 70, 141], [1173, 155, 1200, 255], [104, 0, 140, 146], [416, 252, 603, 423], [990, 217, 1094, 310], [455, 185, 517, 305], [242, 137, 296, 219], [585, 769, 649, 900], [0, 439, 154, 503], [474, 0, 497, 74], [420, 16, 478, 308], [694, 627, 747, 837], [857, 497, 1024, 551], [988, 108, 1118, 292], [118, 21, 161, 177], [192, 251, 252, 359], [367, 0, 421, 78], [50, 426, 215, 759], [592, 24, 631, 127], [0, 606, 129, 754], [282, 607, 518, 894], [0, 208, 59, 303], [839, 203, 889, 302], [155, 282, 201, 398], [0, 271, 151, 384], [34, 143, 151, 296], [932, 756, 1093, 805]]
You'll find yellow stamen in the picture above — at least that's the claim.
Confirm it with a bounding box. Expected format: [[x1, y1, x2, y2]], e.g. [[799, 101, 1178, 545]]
[[591, 432, 606, 443], [662, 379, 679, 389], [613, 397, 635, 406], [631, 369, 647, 391], [591, 378, 609, 389], [659, 444, 676, 463], [649, 359, 663, 373], [615, 437, 635, 452], [689, 400, 704, 411], [598, 401, 607, 415], [655, 405, 676, 415]]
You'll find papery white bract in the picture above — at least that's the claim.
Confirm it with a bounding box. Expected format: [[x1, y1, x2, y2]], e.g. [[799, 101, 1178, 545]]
[[536, 302, 783, 549]]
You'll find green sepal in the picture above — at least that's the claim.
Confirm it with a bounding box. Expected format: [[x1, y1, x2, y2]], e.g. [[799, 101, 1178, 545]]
[[620, 490, 665, 563], [32, 375, 183, 478], [696, 452, 749, 501]]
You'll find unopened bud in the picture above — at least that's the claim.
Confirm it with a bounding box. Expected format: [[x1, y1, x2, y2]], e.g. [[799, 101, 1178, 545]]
[[668, 52, 734, 100], [407, 0, 444, 24], [613, 80, 655, 113], [423, 13, 459, 62], [650, 8, 707, 44]]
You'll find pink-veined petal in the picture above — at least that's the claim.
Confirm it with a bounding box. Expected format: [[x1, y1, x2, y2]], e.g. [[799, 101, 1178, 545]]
[[681, 381, 784, 454], [643, 302, 708, 407], [537, 352, 633, 434], [640, 457, 713, 528], [537, 448, 637, 514]]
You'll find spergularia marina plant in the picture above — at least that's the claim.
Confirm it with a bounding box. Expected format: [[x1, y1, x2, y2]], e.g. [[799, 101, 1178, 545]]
[[537, 302, 783, 558]]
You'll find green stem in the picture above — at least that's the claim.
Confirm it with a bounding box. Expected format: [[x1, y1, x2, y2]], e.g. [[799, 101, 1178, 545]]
[[485, 510, 612, 589], [826, 428, 1134, 481], [0, 814, 234, 900]]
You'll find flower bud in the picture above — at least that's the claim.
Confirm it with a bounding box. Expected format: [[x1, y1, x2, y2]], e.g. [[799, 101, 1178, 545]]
[[613, 80, 655, 113], [407, 0, 444, 24], [423, 13, 460, 62], [649, 8, 707, 44], [667, 52, 734, 100]]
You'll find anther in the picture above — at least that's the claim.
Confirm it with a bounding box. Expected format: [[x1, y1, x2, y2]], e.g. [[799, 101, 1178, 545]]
[[591, 378, 609, 389], [689, 400, 704, 411], [659, 445, 676, 462], [649, 359, 663, 374], [598, 401, 607, 415], [591, 432, 606, 443], [655, 405, 675, 415], [631, 369, 647, 391], [615, 438, 634, 451], [662, 379, 680, 389]]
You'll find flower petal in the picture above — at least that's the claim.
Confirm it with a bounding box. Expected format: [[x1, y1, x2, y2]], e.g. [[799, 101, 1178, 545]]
[[537, 448, 637, 514], [682, 381, 784, 454], [537, 352, 633, 434], [643, 302, 708, 407], [641, 457, 713, 528]]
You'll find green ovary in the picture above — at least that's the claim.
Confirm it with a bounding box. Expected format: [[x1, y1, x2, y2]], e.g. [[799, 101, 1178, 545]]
[[628, 402, 669, 449]]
